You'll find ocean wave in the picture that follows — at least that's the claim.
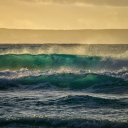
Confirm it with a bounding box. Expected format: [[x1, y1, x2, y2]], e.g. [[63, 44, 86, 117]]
[[0, 116, 128, 128], [35, 95, 128, 109], [0, 54, 128, 71], [0, 70, 128, 93], [1, 94, 127, 112], [0, 66, 128, 79]]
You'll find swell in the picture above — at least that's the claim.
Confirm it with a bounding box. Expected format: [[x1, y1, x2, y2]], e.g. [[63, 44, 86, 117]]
[[1, 94, 127, 109], [0, 73, 128, 93], [36, 95, 128, 109], [1, 92, 128, 113], [0, 116, 128, 128], [0, 54, 128, 71]]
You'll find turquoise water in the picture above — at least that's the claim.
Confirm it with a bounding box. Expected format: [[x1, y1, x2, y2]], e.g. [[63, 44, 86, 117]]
[[0, 54, 101, 71], [0, 44, 128, 128]]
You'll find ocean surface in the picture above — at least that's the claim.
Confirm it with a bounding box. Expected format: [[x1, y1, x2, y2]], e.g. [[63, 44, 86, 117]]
[[0, 44, 128, 128]]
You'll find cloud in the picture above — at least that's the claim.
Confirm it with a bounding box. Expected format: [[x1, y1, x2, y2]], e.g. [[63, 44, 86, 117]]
[[15, 0, 128, 7], [0, 0, 128, 29]]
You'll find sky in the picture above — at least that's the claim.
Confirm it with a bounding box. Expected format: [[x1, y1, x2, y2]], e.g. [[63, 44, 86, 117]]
[[0, 0, 128, 29]]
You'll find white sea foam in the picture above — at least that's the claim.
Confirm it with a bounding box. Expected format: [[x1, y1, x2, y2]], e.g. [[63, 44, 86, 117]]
[[0, 67, 127, 80]]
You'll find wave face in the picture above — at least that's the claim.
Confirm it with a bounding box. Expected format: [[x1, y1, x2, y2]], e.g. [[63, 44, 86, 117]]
[[0, 54, 128, 71], [0, 70, 128, 93], [0, 44, 128, 128], [0, 54, 101, 71]]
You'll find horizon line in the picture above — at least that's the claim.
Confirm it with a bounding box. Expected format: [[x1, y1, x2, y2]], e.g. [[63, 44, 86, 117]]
[[0, 28, 128, 30]]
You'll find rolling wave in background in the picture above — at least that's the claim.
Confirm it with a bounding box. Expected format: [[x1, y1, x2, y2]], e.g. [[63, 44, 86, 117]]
[[0, 44, 128, 128]]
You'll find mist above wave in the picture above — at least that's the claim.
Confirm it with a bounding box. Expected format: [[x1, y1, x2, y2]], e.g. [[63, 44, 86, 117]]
[[0, 44, 128, 59]]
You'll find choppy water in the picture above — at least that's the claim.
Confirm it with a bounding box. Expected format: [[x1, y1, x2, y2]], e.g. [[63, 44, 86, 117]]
[[0, 44, 128, 128]]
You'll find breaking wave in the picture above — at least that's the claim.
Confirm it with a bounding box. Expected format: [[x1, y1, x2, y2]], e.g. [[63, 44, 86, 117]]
[[0, 54, 128, 71], [0, 70, 128, 93], [0, 53, 127, 93]]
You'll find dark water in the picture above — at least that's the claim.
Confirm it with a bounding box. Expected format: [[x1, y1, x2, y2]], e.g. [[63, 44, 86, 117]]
[[0, 44, 128, 128]]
